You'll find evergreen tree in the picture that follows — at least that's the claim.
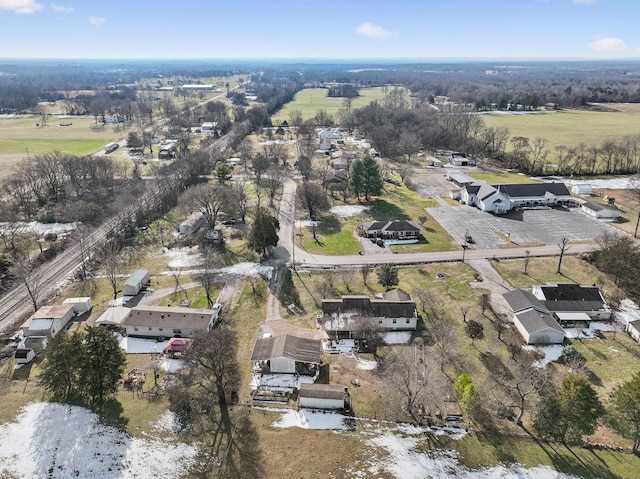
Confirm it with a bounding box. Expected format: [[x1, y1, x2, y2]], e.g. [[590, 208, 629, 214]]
[[350, 156, 384, 201], [377, 264, 399, 290], [39, 332, 84, 403], [534, 374, 605, 444], [248, 206, 279, 257], [608, 372, 640, 453]]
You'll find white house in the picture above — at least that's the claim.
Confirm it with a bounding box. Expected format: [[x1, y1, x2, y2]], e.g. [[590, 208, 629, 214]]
[[251, 334, 322, 375], [298, 383, 349, 410], [581, 201, 621, 220], [21, 304, 75, 338], [460, 182, 571, 214], [502, 289, 565, 345], [122, 305, 220, 339], [122, 269, 150, 297], [318, 289, 417, 340]]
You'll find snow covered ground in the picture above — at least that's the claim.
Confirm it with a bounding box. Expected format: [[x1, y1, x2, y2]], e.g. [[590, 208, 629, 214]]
[[118, 335, 169, 354], [163, 246, 202, 268], [616, 298, 640, 325], [329, 205, 371, 218], [272, 409, 350, 430], [523, 344, 564, 368], [0, 221, 77, 236], [383, 331, 412, 344], [0, 403, 196, 479]]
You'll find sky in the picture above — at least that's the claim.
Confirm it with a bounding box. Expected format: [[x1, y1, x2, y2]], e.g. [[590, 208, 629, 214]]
[[0, 0, 639, 60]]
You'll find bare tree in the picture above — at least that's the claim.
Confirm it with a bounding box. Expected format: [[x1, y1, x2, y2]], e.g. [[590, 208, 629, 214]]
[[339, 269, 355, 292], [360, 266, 373, 286], [99, 241, 128, 300], [500, 362, 551, 426], [10, 250, 42, 312], [557, 237, 569, 274], [196, 248, 221, 308], [297, 182, 329, 240], [523, 249, 531, 275], [180, 183, 231, 231], [380, 345, 429, 420]]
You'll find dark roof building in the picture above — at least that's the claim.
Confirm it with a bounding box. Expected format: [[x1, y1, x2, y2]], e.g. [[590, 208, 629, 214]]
[[251, 334, 321, 365]]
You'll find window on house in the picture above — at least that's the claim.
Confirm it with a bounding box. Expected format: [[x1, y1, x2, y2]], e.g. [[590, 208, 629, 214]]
[[406, 318, 410, 323], [134, 327, 139, 332], [379, 319, 383, 324], [393, 318, 397, 324], [173, 329, 182, 335], [148, 327, 152, 331], [159, 328, 163, 331]]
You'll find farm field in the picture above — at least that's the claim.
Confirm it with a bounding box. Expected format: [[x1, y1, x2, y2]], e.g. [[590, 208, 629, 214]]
[[480, 104, 640, 153], [271, 86, 399, 123]]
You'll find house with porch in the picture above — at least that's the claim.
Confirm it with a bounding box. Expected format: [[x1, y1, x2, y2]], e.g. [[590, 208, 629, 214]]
[[359, 220, 421, 241], [251, 333, 322, 375], [531, 283, 612, 322], [318, 289, 417, 341], [122, 305, 220, 339]]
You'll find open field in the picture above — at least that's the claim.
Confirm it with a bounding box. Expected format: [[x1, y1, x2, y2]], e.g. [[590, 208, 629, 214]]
[[480, 105, 640, 153], [468, 171, 542, 185], [271, 86, 399, 123]]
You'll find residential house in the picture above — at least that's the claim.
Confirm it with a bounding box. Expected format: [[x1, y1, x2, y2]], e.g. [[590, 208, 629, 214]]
[[581, 201, 621, 220], [298, 383, 350, 410], [122, 268, 150, 297], [21, 304, 75, 338], [502, 289, 565, 344], [532, 283, 612, 321], [318, 289, 417, 340], [251, 334, 322, 375], [359, 220, 421, 241], [122, 305, 220, 339]]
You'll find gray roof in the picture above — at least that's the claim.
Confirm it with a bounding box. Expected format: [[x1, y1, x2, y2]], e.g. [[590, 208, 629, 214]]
[[448, 171, 475, 185], [515, 309, 564, 335], [495, 183, 570, 198], [383, 289, 412, 301], [583, 201, 618, 212], [123, 305, 214, 330], [251, 334, 321, 364], [124, 268, 149, 287], [503, 289, 546, 313], [299, 383, 346, 400], [538, 283, 604, 302], [363, 220, 420, 234], [543, 300, 607, 313], [463, 184, 481, 195], [321, 294, 416, 318], [95, 306, 131, 326]]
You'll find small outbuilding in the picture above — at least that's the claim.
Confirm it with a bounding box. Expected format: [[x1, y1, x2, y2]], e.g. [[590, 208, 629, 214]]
[[298, 383, 349, 410], [63, 297, 93, 314], [571, 184, 593, 196], [122, 268, 150, 297], [21, 304, 75, 338], [581, 201, 621, 220], [627, 320, 640, 343], [14, 348, 36, 364], [95, 306, 131, 328]]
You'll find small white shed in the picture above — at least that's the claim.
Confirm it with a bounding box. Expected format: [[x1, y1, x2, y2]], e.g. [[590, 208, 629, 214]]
[[298, 383, 348, 410], [571, 184, 593, 196], [63, 297, 93, 314], [14, 348, 36, 364]]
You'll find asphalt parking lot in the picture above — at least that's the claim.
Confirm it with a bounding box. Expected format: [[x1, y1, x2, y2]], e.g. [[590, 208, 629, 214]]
[[428, 204, 617, 249]]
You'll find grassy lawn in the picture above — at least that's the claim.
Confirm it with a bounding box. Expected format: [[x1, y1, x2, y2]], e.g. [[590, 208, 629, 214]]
[[271, 87, 399, 123], [299, 182, 458, 255], [491, 256, 622, 299], [480, 105, 640, 159], [469, 172, 542, 185]]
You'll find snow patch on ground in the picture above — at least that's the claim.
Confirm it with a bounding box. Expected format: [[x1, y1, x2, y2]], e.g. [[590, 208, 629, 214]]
[[161, 358, 186, 373], [271, 409, 349, 430], [152, 410, 182, 434], [616, 298, 640, 325], [383, 331, 412, 344], [357, 358, 378, 370], [163, 246, 203, 268], [330, 205, 371, 218], [0, 221, 77, 236], [220, 262, 273, 279], [0, 402, 196, 479], [118, 334, 169, 354], [364, 431, 584, 479], [523, 344, 564, 368]]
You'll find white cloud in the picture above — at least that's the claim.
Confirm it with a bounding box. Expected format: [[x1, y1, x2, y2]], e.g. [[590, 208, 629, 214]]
[[574, 0, 600, 4], [355, 22, 397, 40], [51, 3, 72, 13], [88, 15, 106, 26], [589, 37, 629, 53], [0, 0, 44, 14]]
